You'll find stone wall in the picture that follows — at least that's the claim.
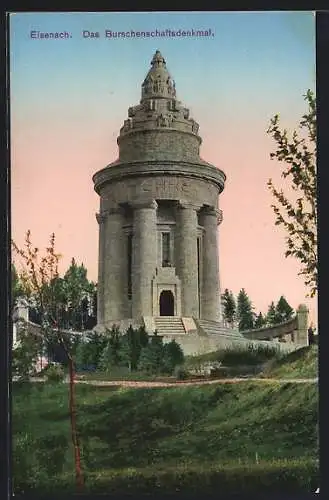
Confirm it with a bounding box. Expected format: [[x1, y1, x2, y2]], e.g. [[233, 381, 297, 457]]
[[100, 174, 220, 210], [241, 304, 309, 346], [118, 129, 201, 162], [160, 332, 297, 357]]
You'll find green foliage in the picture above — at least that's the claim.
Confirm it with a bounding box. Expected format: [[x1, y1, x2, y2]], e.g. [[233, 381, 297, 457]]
[[44, 364, 65, 384], [237, 289, 254, 331], [75, 331, 108, 370], [162, 340, 185, 374], [266, 301, 277, 325], [186, 343, 280, 370], [12, 325, 40, 380], [12, 231, 61, 327], [267, 90, 317, 297], [12, 381, 318, 494], [13, 431, 70, 494], [12, 232, 96, 335], [221, 289, 236, 326], [266, 297, 294, 326], [77, 459, 318, 495], [174, 365, 189, 380], [98, 326, 122, 372], [219, 344, 280, 366], [61, 258, 96, 330], [16, 459, 318, 495], [138, 334, 164, 374], [11, 231, 88, 491], [116, 325, 149, 372], [254, 312, 266, 329], [262, 345, 318, 379], [97, 326, 183, 377], [275, 296, 294, 323]]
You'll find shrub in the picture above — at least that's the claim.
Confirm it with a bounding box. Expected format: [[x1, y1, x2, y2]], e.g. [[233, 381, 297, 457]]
[[75, 331, 108, 370], [120, 326, 150, 371], [138, 335, 164, 374], [215, 344, 280, 366], [45, 364, 65, 383], [162, 340, 185, 374], [12, 328, 40, 380], [174, 365, 189, 380]]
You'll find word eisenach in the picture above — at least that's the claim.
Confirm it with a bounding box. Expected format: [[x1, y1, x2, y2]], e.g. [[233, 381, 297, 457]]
[[30, 31, 71, 39], [83, 29, 214, 38]]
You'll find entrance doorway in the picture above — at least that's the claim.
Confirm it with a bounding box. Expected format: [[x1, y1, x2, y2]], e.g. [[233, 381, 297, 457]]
[[159, 290, 175, 316]]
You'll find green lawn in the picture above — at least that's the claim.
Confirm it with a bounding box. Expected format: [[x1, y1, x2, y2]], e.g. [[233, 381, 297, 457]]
[[12, 378, 318, 495], [262, 345, 318, 379]]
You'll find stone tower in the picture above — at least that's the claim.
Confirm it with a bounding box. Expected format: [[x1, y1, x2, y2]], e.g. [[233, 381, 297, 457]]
[[93, 50, 226, 338]]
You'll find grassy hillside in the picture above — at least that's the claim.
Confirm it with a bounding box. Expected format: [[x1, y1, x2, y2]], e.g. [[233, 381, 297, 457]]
[[13, 379, 318, 495], [185, 343, 280, 368], [262, 346, 318, 379], [184, 344, 318, 380]]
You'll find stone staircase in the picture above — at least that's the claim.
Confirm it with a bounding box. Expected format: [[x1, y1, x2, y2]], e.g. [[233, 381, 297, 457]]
[[155, 316, 186, 336], [196, 319, 245, 340]]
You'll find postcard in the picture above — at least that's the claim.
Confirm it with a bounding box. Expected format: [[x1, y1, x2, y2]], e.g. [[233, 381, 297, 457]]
[[10, 11, 318, 496]]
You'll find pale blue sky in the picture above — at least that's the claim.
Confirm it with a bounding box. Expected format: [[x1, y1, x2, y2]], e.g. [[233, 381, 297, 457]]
[[10, 11, 315, 122]]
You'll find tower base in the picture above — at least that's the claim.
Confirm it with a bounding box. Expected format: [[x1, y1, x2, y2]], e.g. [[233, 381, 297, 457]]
[[94, 316, 249, 356]]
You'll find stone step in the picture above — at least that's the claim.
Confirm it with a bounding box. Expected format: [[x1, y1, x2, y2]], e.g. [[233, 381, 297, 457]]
[[197, 319, 244, 339], [155, 316, 186, 335], [155, 320, 183, 324], [155, 319, 184, 325]]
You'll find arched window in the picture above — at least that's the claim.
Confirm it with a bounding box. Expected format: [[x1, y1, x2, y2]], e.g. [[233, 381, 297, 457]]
[[162, 232, 171, 267]]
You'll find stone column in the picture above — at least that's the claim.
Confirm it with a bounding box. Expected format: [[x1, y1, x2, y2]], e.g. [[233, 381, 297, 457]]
[[103, 207, 125, 323], [96, 211, 107, 325], [176, 203, 199, 317], [296, 304, 309, 346], [201, 207, 223, 322], [131, 200, 158, 319]]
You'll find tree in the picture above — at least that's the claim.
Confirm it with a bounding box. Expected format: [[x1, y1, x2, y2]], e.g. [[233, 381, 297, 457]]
[[236, 289, 254, 331], [119, 325, 149, 372], [12, 231, 84, 492], [275, 295, 294, 323], [254, 312, 266, 329], [12, 321, 40, 380], [138, 333, 164, 374], [266, 297, 294, 326], [266, 301, 277, 326], [221, 289, 236, 327], [75, 331, 107, 371], [98, 326, 122, 372], [62, 259, 96, 331], [162, 339, 185, 374], [267, 89, 317, 297]]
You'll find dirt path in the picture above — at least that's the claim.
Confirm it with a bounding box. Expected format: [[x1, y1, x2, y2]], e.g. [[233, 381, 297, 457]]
[[72, 377, 318, 388], [25, 376, 318, 388]]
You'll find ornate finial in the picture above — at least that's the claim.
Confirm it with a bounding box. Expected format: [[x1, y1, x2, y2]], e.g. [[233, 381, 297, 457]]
[[141, 50, 175, 100], [151, 50, 166, 66], [117, 51, 200, 141]]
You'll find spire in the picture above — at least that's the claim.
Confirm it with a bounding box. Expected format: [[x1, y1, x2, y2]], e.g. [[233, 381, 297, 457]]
[[118, 50, 200, 143], [141, 50, 176, 100], [151, 50, 166, 67]]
